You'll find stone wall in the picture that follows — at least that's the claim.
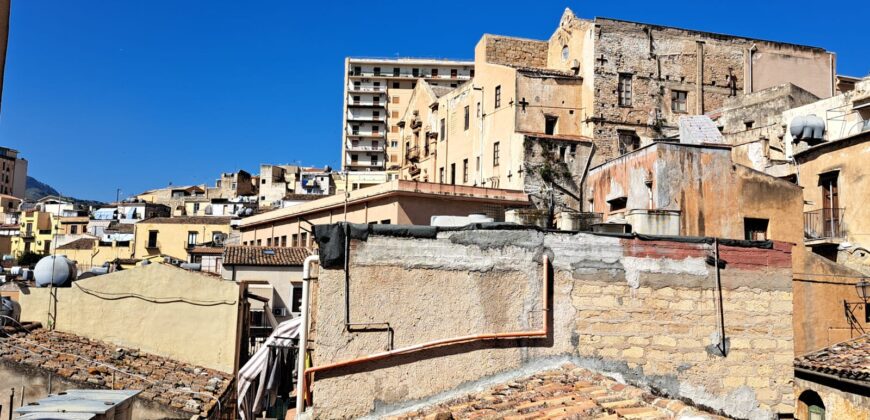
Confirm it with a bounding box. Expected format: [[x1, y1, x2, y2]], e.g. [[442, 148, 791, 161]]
[[482, 35, 549, 69], [308, 229, 795, 419], [795, 377, 870, 420]]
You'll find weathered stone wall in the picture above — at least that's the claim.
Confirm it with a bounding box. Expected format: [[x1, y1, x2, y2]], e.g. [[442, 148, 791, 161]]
[[587, 18, 833, 163], [482, 35, 549, 68], [309, 229, 795, 419], [795, 377, 870, 420]]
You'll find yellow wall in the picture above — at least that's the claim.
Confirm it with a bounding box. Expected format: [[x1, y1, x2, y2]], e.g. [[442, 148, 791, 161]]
[[133, 220, 232, 260], [60, 242, 134, 269], [11, 211, 57, 257], [19, 263, 241, 373]]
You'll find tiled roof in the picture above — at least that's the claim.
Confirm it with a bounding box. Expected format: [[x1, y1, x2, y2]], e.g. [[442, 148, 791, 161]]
[[105, 222, 134, 234], [390, 363, 723, 419], [795, 335, 870, 383], [140, 216, 232, 225], [223, 246, 311, 266], [189, 246, 225, 255], [57, 238, 97, 250], [0, 328, 231, 416]]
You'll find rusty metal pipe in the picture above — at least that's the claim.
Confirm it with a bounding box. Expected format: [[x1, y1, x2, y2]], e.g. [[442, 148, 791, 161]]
[[302, 255, 551, 408]]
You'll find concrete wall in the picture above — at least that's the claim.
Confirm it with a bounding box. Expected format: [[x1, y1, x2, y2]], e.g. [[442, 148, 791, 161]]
[[309, 229, 795, 419], [18, 264, 241, 373], [585, 143, 804, 245]]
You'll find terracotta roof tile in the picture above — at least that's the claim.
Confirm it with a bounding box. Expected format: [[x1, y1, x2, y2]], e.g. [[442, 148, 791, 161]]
[[0, 328, 231, 416], [795, 334, 870, 383], [390, 363, 723, 419], [223, 246, 311, 266], [189, 246, 225, 255], [57, 238, 97, 250]]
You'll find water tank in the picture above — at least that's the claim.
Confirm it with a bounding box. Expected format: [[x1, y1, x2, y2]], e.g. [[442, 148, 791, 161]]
[[33, 256, 78, 287], [789, 115, 825, 140], [0, 296, 20, 326]]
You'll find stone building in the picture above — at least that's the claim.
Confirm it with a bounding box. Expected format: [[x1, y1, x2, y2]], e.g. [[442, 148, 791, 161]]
[[303, 224, 797, 419], [584, 139, 803, 243], [794, 335, 870, 419]]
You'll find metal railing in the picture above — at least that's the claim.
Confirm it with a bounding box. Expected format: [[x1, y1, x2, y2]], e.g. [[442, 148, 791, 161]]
[[804, 208, 845, 240]]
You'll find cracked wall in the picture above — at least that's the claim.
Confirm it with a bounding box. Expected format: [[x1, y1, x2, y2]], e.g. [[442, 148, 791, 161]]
[[309, 229, 795, 419]]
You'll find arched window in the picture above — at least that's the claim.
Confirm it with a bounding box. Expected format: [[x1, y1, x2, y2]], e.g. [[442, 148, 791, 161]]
[[798, 390, 825, 420]]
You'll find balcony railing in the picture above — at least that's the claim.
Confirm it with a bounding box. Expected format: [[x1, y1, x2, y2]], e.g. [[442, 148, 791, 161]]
[[348, 160, 384, 167], [804, 208, 845, 241], [348, 86, 387, 93], [406, 147, 420, 162], [347, 131, 386, 138], [347, 114, 386, 122], [21, 231, 35, 239], [346, 144, 384, 152]]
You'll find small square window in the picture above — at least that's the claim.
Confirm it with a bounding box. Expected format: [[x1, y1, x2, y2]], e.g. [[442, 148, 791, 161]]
[[671, 90, 688, 113]]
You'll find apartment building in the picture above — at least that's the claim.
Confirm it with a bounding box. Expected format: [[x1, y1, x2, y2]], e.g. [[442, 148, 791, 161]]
[[0, 147, 27, 198], [341, 58, 474, 186]]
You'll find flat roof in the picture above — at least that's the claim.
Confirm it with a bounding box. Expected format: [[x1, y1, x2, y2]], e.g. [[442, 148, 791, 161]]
[[347, 57, 473, 66], [241, 180, 530, 229]]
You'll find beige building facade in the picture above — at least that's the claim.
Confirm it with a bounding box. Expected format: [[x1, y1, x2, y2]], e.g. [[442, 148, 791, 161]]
[[239, 180, 529, 247], [0, 147, 26, 199], [132, 216, 232, 261], [341, 58, 474, 180]]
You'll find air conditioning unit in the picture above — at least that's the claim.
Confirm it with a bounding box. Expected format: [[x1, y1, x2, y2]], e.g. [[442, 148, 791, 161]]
[[272, 308, 288, 317]]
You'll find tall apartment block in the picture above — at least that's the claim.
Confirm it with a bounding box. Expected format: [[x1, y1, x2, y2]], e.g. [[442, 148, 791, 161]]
[[341, 58, 474, 188], [0, 147, 27, 198]]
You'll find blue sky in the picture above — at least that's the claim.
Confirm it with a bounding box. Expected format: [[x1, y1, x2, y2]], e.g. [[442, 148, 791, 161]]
[[1, 1, 867, 201]]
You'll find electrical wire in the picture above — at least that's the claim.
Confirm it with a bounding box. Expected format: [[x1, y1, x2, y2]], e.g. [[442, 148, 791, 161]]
[[0, 315, 223, 414], [72, 282, 236, 306]]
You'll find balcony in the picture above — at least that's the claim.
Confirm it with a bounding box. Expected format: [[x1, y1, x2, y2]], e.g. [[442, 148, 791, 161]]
[[348, 85, 387, 93], [348, 160, 384, 168], [20, 231, 35, 239], [346, 131, 386, 139], [406, 147, 420, 162], [346, 143, 384, 152], [145, 241, 160, 250], [804, 208, 846, 245], [347, 114, 386, 123]]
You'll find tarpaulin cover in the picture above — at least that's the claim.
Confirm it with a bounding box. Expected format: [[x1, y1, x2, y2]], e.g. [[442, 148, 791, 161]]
[[312, 222, 774, 269]]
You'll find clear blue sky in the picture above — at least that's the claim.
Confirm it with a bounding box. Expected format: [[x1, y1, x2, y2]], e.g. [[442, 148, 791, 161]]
[[1, 1, 867, 201]]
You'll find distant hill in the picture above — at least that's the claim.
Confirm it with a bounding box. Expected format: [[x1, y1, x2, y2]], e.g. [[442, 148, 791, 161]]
[[24, 176, 60, 201], [24, 176, 105, 207]]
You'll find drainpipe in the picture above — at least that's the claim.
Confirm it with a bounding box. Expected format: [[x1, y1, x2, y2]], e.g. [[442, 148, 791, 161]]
[[747, 44, 757, 94], [303, 254, 551, 406], [295, 254, 319, 419]]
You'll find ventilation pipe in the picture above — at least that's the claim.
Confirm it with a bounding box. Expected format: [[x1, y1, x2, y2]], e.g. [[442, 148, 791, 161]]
[[295, 254, 319, 418]]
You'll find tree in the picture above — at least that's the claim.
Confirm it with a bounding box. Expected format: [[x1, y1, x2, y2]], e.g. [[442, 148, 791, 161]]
[[17, 251, 44, 267]]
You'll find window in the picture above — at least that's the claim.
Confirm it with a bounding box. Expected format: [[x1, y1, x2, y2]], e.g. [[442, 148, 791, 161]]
[[281, 235, 287, 247], [291, 283, 304, 314], [412, 68, 419, 77], [463, 159, 469, 183], [464, 106, 470, 130], [439, 167, 445, 183], [352, 125, 359, 135], [392, 82, 399, 89], [70, 225, 78, 234], [373, 67, 381, 76], [351, 154, 358, 163], [256, 239, 262, 246], [744, 120, 754, 129], [493, 142, 500, 166], [193, 203, 200, 213], [607, 197, 627, 213], [380, 219, 391, 224], [618, 73, 632, 107], [450, 163, 456, 185], [393, 67, 400, 77], [431, 68, 438, 77], [187, 231, 198, 247], [301, 232, 308, 247], [494, 85, 501, 108], [291, 234, 298, 247], [353, 81, 360, 90], [545, 115, 558, 135], [371, 155, 379, 166], [476, 156, 480, 171], [373, 110, 380, 119], [470, 69, 475, 77], [671, 90, 688, 113], [372, 96, 380, 105], [353, 66, 361, 76], [392, 96, 400, 104], [561, 45, 569, 62], [451, 69, 458, 78], [744, 218, 769, 241], [618, 131, 641, 155], [391, 140, 398, 148], [440, 118, 446, 141], [266, 237, 272, 246], [372, 125, 379, 134], [351, 139, 359, 148]]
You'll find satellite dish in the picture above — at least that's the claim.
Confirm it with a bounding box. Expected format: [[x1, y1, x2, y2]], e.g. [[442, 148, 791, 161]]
[[213, 233, 227, 246]]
